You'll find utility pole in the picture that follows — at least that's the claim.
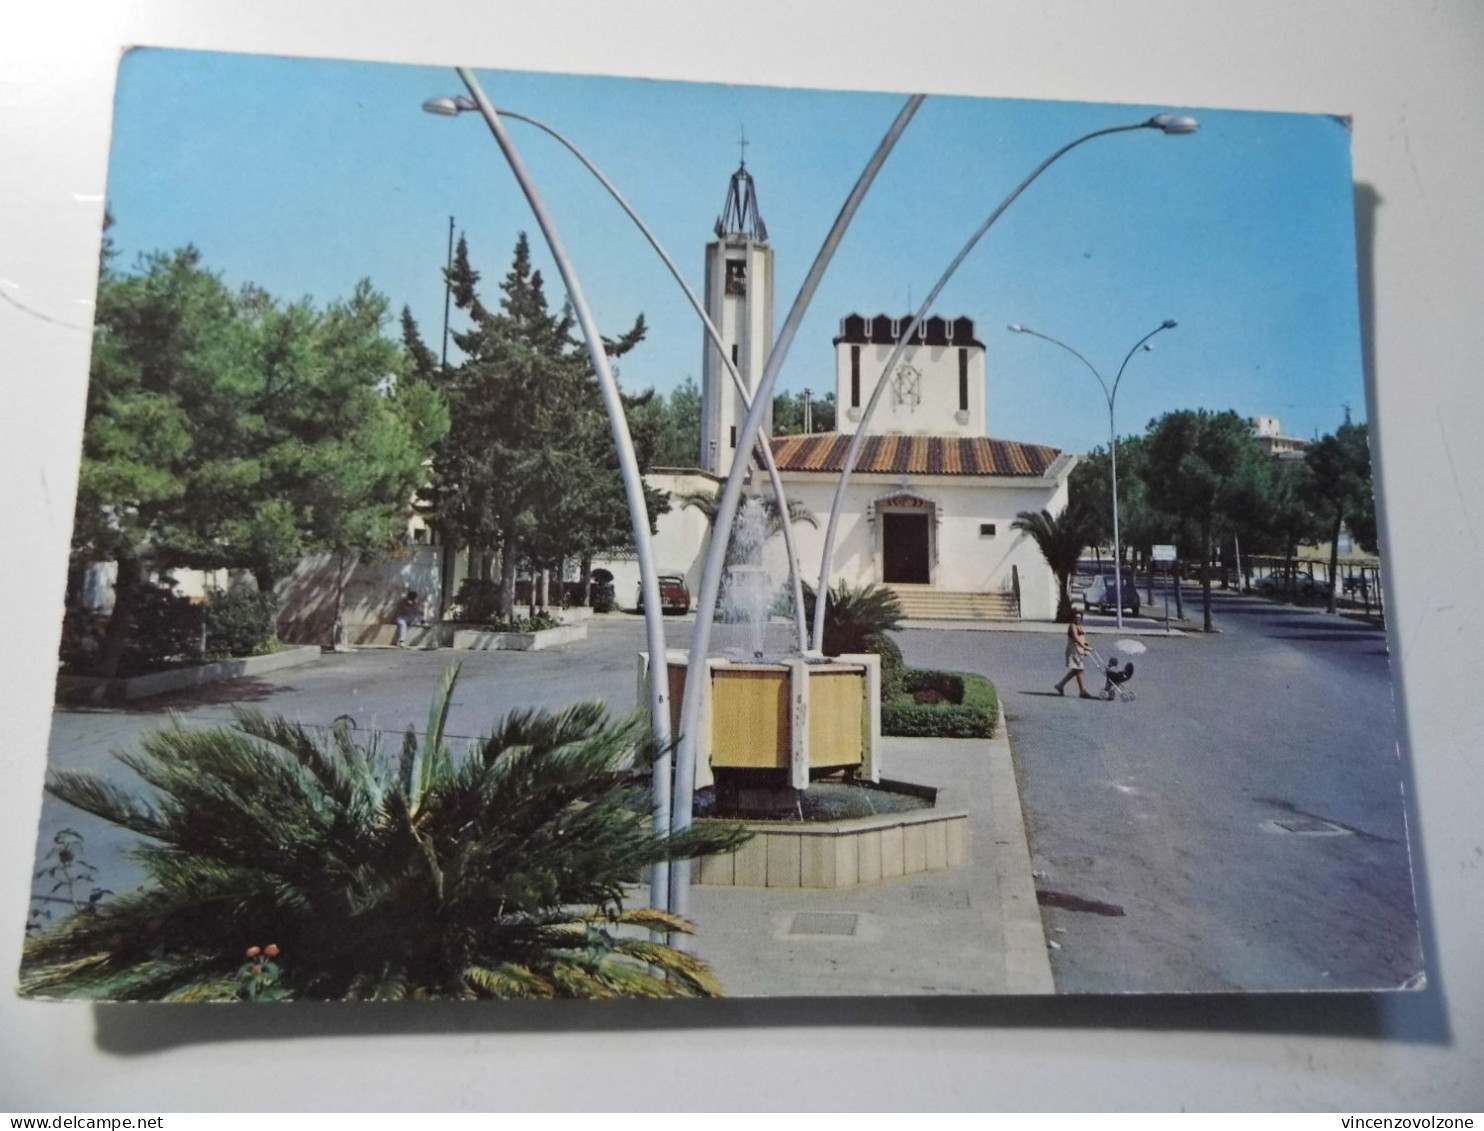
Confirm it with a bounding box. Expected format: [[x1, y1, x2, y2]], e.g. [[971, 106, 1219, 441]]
[[440, 216, 455, 372]]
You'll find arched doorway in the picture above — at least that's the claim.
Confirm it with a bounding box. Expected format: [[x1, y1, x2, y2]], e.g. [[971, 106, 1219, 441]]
[[871, 492, 938, 586]]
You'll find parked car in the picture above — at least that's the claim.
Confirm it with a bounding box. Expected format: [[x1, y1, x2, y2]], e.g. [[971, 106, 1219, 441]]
[[1256, 568, 1321, 598], [637, 573, 692, 615], [1082, 574, 1141, 616]]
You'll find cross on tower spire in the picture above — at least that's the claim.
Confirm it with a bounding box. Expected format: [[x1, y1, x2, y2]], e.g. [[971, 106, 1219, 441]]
[[739, 124, 749, 167]]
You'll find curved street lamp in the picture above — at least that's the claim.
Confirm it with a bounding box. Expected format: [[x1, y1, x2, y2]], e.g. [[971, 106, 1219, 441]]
[[667, 95, 926, 924], [808, 112, 1198, 652], [422, 94, 813, 655], [1007, 318, 1179, 628], [427, 68, 682, 911]]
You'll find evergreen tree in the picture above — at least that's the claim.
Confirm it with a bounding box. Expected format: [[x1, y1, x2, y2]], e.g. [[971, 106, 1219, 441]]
[[1141, 409, 1266, 632], [431, 233, 657, 616], [77, 241, 448, 671], [1305, 416, 1372, 612]]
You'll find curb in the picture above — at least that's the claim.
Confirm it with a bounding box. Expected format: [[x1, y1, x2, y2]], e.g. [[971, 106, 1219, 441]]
[[985, 718, 1056, 994], [55, 644, 322, 704]]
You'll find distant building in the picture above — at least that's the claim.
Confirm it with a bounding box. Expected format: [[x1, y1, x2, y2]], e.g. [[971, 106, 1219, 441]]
[[1250, 415, 1310, 459]]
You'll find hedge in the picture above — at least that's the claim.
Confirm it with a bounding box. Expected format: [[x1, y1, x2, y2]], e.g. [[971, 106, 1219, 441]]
[[881, 668, 999, 738]]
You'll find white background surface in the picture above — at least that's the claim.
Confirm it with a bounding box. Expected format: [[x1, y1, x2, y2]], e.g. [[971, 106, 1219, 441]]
[[2, 0, 1481, 1112]]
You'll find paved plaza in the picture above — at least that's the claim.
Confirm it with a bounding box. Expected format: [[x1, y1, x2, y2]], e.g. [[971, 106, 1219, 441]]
[[30, 588, 1421, 996]]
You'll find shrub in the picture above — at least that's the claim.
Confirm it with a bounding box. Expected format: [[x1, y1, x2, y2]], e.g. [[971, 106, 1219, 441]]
[[800, 581, 904, 656], [108, 581, 203, 676], [23, 665, 750, 1001], [882, 670, 998, 739], [590, 583, 616, 613], [447, 578, 502, 624], [203, 587, 279, 660], [870, 632, 906, 699]]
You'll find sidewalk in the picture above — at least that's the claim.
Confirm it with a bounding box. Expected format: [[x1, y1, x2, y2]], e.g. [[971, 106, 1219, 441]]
[[686, 725, 1053, 997], [901, 616, 1188, 636]]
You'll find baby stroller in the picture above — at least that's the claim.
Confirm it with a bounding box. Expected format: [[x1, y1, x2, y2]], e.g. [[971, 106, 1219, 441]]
[[1087, 650, 1137, 702]]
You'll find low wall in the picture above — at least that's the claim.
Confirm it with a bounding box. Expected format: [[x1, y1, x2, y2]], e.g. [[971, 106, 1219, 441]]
[[443, 623, 587, 651], [693, 806, 969, 889], [276, 546, 443, 646], [56, 645, 322, 705]]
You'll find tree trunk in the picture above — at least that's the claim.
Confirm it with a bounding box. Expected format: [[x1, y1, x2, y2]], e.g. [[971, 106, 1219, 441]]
[[1201, 524, 1215, 633], [500, 536, 518, 624], [1327, 511, 1343, 614], [1284, 542, 1296, 603], [580, 553, 593, 607], [1055, 571, 1073, 623], [252, 565, 277, 595], [1172, 555, 1184, 620], [332, 552, 350, 649], [97, 553, 144, 679]]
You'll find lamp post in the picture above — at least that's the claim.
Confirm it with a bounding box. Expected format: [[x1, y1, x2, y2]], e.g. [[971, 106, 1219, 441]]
[[425, 68, 680, 911], [1007, 319, 1179, 627], [809, 113, 1199, 653], [422, 94, 813, 654]]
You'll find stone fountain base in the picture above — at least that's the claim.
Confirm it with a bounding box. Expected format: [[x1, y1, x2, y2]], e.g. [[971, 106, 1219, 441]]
[[691, 804, 970, 889]]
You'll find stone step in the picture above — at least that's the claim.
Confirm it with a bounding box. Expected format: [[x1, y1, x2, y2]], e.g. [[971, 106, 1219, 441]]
[[888, 587, 1019, 621]]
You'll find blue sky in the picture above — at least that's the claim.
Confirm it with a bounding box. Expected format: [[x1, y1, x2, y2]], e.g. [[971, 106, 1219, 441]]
[[102, 48, 1366, 456]]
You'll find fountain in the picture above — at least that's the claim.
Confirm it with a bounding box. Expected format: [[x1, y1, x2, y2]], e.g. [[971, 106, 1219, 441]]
[[641, 495, 884, 817]]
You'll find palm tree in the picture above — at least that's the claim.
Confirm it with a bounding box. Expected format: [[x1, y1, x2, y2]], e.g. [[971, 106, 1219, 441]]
[[22, 665, 747, 1001], [800, 580, 904, 657], [1013, 505, 1096, 622], [676, 489, 817, 538]]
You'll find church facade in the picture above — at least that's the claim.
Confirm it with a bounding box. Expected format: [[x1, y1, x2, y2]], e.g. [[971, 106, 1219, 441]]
[[598, 162, 1076, 622]]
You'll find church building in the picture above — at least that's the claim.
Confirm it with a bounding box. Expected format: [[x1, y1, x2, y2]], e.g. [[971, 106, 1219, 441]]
[[599, 160, 1077, 622]]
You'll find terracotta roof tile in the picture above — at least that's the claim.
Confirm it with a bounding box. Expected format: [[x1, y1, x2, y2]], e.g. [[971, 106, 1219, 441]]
[[769, 433, 1061, 477]]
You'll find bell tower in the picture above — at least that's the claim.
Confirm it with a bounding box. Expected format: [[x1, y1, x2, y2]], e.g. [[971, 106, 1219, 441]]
[[699, 150, 775, 476]]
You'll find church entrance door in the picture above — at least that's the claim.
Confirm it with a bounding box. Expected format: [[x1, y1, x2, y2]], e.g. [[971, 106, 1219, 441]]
[[882, 512, 931, 584]]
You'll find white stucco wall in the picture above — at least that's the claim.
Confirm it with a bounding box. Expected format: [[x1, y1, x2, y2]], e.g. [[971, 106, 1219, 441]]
[[836, 340, 987, 437], [591, 469, 717, 608], [758, 469, 1071, 619]]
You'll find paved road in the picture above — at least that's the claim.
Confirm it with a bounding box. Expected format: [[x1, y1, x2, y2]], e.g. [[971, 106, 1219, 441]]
[[32, 618, 656, 900], [898, 588, 1424, 993]]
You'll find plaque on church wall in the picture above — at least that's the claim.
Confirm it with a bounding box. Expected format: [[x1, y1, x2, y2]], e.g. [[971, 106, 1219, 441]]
[[19, 47, 1418, 1003]]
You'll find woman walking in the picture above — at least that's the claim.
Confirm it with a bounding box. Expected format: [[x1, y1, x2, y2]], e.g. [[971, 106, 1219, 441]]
[[1054, 608, 1095, 698]]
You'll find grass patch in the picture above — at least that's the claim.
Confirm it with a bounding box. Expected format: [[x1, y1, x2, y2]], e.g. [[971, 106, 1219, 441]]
[[882, 668, 998, 738]]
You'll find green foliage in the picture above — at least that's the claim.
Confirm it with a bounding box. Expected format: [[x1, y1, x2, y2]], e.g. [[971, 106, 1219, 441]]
[[24, 667, 748, 1001], [1140, 410, 1266, 630], [1305, 417, 1373, 610], [202, 587, 280, 660], [629, 377, 702, 467], [590, 582, 617, 614], [772, 389, 836, 435], [78, 241, 448, 670], [882, 670, 998, 738], [800, 581, 904, 657], [28, 829, 110, 933], [446, 578, 503, 624], [872, 632, 905, 700], [111, 581, 202, 676], [429, 234, 660, 615], [1012, 505, 1096, 622]]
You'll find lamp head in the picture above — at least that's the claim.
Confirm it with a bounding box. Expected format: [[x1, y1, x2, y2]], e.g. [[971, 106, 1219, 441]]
[[1007, 323, 1028, 333], [422, 95, 476, 117], [1147, 113, 1200, 135], [1162, 319, 1179, 329]]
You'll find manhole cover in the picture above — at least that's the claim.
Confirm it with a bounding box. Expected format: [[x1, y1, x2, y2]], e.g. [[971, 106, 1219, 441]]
[[911, 887, 971, 909], [1266, 816, 1350, 836], [788, 912, 859, 937]]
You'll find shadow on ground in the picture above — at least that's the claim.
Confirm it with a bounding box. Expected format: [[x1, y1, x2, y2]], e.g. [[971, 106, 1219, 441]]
[[87, 984, 1448, 1054]]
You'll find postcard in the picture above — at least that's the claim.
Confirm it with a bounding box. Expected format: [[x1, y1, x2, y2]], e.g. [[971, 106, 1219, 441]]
[[20, 47, 1420, 1000]]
